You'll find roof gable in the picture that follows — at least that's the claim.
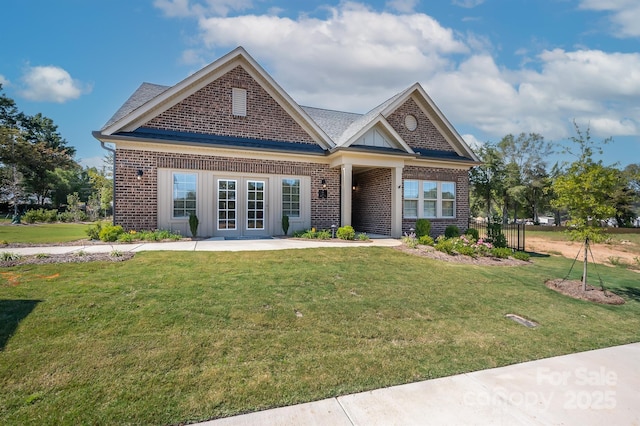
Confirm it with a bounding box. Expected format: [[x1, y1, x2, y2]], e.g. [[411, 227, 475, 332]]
[[101, 47, 334, 150]]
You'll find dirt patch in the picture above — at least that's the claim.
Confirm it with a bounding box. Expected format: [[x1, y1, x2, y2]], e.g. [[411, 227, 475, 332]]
[[395, 244, 530, 266], [545, 278, 625, 305], [527, 236, 639, 267], [0, 252, 135, 267]]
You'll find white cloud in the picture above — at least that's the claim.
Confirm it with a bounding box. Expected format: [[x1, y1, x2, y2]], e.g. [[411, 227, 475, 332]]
[[79, 155, 108, 170], [579, 0, 640, 38], [155, 1, 640, 146], [386, 0, 419, 13], [154, 0, 253, 17], [20, 65, 90, 103], [452, 0, 485, 8], [0, 75, 9, 87], [195, 2, 467, 110]]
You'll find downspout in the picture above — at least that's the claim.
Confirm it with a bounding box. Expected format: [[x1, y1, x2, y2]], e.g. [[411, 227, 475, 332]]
[[100, 141, 116, 226]]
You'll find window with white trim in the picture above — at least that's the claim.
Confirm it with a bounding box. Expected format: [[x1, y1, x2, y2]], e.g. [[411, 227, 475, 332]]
[[403, 180, 456, 219], [282, 178, 300, 218], [232, 87, 247, 116], [172, 173, 197, 218]]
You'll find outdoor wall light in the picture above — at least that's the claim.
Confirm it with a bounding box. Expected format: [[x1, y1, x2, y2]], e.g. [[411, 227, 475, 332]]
[[136, 169, 144, 180], [318, 179, 328, 199], [352, 182, 357, 191]]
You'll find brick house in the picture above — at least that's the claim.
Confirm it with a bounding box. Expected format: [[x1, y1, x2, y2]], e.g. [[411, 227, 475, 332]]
[[93, 47, 480, 238]]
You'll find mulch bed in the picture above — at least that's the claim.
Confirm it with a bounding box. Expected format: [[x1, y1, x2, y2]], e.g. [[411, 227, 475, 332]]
[[545, 279, 625, 305], [394, 244, 530, 266], [1, 252, 135, 267]]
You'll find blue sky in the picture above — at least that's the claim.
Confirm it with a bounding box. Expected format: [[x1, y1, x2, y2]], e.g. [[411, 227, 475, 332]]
[[2, 0, 639, 169]]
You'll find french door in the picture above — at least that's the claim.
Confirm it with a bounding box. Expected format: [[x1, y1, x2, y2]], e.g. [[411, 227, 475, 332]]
[[216, 178, 268, 236]]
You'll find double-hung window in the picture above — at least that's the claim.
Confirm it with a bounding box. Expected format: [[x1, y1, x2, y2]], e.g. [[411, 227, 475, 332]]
[[403, 180, 456, 219], [172, 173, 197, 218]]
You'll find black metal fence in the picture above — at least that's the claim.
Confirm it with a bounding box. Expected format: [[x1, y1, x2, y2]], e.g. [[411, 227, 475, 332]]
[[468, 219, 526, 251]]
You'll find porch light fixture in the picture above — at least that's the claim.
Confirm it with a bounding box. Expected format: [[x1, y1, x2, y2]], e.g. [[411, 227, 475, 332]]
[[352, 182, 357, 191], [136, 169, 143, 180], [318, 179, 328, 199]]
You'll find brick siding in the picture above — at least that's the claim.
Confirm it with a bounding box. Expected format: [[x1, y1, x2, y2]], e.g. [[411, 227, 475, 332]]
[[352, 168, 392, 235], [115, 148, 340, 231], [386, 98, 455, 152], [402, 166, 470, 237], [144, 66, 316, 145]]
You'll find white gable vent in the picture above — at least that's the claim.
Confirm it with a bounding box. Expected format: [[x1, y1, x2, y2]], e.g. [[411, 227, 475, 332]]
[[232, 87, 247, 117], [405, 114, 417, 131]]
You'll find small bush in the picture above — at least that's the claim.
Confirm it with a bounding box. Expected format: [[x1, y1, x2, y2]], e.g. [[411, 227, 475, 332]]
[[492, 233, 508, 249], [444, 225, 460, 239], [117, 233, 135, 243], [56, 211, 75, 223], [99, 224, 124, 242], [336, 225, 355, 240], [512, 251, 531, 261], [86, 222, 104, 240], [1, 252, 21, 261], [491, 247, 512, 259], [402, 232, 418, 249], [418, 235, 434, 246], [357, 232, 369, 241], [110, 250, 123, 258], [456, 245, 477, 258], [189, 213, 199, 238], [434, 236, 455, 255], [415, 219, 431, 238], [35, 253, 50, 259], [464, 228, 479, 241], [316, 230, 332, 240], [281, 215, 289, 236], [23, 208, 58, 223]]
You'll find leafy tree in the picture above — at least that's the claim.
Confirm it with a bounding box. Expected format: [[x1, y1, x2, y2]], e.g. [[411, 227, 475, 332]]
[[0, 86, 78, 206], [551, 123, 618, 238], [469, 143, 506, 218]]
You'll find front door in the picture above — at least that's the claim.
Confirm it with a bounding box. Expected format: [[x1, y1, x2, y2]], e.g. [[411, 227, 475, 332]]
[[216, 178, 269, 238]]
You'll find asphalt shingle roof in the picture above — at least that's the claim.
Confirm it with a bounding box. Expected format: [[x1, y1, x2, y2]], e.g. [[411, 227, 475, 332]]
[[102, 83, 169, 130]]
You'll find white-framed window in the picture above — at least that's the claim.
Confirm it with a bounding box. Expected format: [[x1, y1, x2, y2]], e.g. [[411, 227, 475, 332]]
[[172, 173, 197, 218], [218, 179, 237, 230], [403, 180, 456, 219], [282, 178, 301, 218], [232, 87, 247, 117]]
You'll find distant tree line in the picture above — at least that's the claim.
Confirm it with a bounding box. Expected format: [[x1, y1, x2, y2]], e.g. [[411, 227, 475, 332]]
[[0, 85, 112, 219], [469, 123, 640, 229]]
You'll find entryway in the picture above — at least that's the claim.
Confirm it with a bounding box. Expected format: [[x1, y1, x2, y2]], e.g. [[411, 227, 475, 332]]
[[214, 178, 270, 238]]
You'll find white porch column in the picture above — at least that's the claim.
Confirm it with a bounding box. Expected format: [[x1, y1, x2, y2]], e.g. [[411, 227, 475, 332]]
[[341, 163, 353, 226], [391, 166, 403, 237]]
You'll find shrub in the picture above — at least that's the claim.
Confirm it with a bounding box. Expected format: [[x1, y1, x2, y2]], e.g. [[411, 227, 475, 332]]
[[316, 230, 332, 239], [357, 232, 369, 241], [1, 252, 21, 261], [117, 233, 135, 243], [491, 247, 512, 259], [110, 250, 123, 258], [493, 233, 508, 249], [464, 228, 479, 241], [99, 224, 124, 242], [35, 253, 50, 259], [418, 235, 434, 246], [434, 236, 455, 255], [56, 211, 74, 223], [86, 222, 104, 240], [444, 225, 460, 239], [336, 225, 355, 240], [415, 219, 431, 238], [402, 232, 418, 248], [281, 215, 289, 236], [189, 213, 199, 238], [23, 208, 58, 223], [512, 251, 531, 261]]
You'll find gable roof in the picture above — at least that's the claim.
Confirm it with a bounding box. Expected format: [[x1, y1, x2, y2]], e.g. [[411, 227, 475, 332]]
[[100, 47, 334, 150]]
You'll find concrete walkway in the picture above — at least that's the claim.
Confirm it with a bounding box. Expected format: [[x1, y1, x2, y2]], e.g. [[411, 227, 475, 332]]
[[199, 343, 640, 425], [0, 237, 401, 256]]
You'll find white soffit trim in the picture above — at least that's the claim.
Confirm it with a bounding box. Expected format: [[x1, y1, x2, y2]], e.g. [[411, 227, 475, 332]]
[[341, 115, 415, 154], [382, 83, 480, 162], [101, 47, 334, 150]]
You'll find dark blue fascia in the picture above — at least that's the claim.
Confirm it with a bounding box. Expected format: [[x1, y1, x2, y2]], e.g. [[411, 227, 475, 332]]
[[115, 127, 327, 155], [412, 147, 475, 162]]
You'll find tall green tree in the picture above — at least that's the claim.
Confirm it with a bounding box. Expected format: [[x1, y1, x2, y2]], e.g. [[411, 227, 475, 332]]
[[469, 143, 506, 218], [551, 123, 618, 236], [0, 85, 78, 206]]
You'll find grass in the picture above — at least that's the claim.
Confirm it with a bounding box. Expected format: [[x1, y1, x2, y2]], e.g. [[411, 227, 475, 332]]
[[527, 229, 640, 258], [0, 223, 88, 244], [1, 247, 639, 425]]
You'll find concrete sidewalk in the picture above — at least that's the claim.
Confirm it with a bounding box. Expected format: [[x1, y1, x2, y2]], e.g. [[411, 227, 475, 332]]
[[199, 343, 640, 425], [0, 237, 401, 256]]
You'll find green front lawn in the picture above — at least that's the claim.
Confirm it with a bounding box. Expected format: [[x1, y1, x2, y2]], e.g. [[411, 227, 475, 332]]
[[0, 223, 88, 244], [1, 248, 639, 424]]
